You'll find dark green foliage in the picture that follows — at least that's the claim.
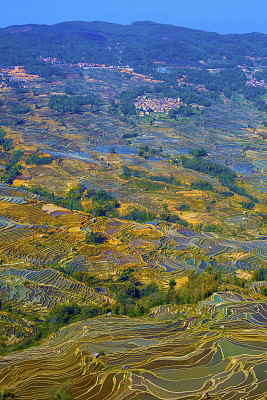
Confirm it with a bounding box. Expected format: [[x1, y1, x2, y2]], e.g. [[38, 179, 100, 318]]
[[10, 105, 31, 115], [25, 61, 67, 79], [0, 389, 16, 399], [190, 181, 213, 191], [154, 66, 266, 111], [257, 212, 267, 224], [122, 132, 138, 139], [122, 166, 132, 179], [26, 185, 84, 211], [4, 160, 23, 179], [108, 99, 119, 113], [189, 148, 208, 157], [85, 231, 106, 245], [52, 387, 74, 400], [117, 268, 135, 282], [149, 175, 180, 185], [1, 150, 24, 184], [52, 264, 100, 287], [119, 86, 148, 116], [240, 201, 255, 210], [130, 168, 180, 187], [260, 285, 267, 296], [13, 119, 25, 126], [181, 156, 258, 202], [110, 275, 166, 318], [154, 82, 213, 108], [26, 186, 118, 215], [8, 150, 24, 166], [252, 267, 267, 282], [0, 129, 13, 151], [219, 191, 234, 197], [174, 268, 220, 305], [255, 69, 267, 82], [159, 211, 189, 227], [48, 303, 102, 329], [48, 94, 101, 114], [89, 190, 119, 217], [26, 154, 53, 165], [179, 204, 190, 211], [169, 279, 176, 290], [243, 85, 267, 110], [203, 223, 223, 233], [124, 207, 155, 223], [168, 106, 195, 119], [0, 21, 267, 69], [182, 156, 236, 182], [90, 190, 113, 204], [137, 145, 163, 159]]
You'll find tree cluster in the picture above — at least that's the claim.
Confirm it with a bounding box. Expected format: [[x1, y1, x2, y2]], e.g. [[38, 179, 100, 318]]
[[48, 94, 101, 114], [26, 154, 53, 166]]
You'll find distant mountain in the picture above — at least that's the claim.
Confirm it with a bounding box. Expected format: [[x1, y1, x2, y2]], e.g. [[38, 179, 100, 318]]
[[0, 20, 266, 67]]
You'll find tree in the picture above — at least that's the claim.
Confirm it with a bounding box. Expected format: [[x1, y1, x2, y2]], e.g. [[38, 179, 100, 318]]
[[0, 389, 16, 399], [169, 279, 176, 290], [122, 166, 132, 180], [52, 384, 75, 400], [85, 231, 106, 245]]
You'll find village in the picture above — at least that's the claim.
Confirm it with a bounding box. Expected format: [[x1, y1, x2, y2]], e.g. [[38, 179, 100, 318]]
[[239, 65, 267, 89], [134, 95, 183, 114]]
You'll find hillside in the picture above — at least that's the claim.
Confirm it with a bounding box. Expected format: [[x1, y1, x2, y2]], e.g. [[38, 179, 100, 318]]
[[0, 20, 267, 66], [0, 20, 267, 400]]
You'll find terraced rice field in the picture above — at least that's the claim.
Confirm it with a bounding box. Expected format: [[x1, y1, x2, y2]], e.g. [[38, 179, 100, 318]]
[[0, 293, 266, 399], [1, 61, 267, 400]]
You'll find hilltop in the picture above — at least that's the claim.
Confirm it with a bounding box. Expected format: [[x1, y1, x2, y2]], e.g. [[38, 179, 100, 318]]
[[0, 20, 267, 66]]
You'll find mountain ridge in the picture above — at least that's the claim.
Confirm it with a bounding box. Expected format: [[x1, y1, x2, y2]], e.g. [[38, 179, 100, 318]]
[[0, 20, 266, 67]]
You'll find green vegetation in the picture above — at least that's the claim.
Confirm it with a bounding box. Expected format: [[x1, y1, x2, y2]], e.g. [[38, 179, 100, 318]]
[[124, 207, 155, 223], [52, 386, 74, 400], [1, 150, 23, 184], [48, 94, 101, 114], [174, 268, 220, 304], [181, 156, 258, 202], [122, 166, 132, 180], [190, 181, 213, 191], [189, 148, 208, 157], [252, 267, 267, 282], [0, 129, 13, 151], [0, 21, 266, 68], [168, 106, 196, 119], [85, 231, 106, 245], [0, 389, 16, 399], [240, 201, 255, 210], [137, 145, 163, 159], [119, 86, 147, 115], [47, 303, 103, 330], [0, 303, 107, 356], [10, 105, 31, 115], [26, 154, 53, 165], [25, 60, 67, 80], [27, 185, 84, 211]]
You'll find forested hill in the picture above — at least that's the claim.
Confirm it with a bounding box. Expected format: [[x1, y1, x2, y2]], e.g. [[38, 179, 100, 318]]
[[0, 20, 267, 67]]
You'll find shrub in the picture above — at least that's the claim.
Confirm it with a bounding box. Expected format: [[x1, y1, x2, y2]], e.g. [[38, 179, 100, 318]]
[[85, 231, 106, 245]]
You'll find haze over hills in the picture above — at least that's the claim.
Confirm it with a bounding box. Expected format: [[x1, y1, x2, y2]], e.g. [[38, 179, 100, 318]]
[[0, 20, 267, 66]]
